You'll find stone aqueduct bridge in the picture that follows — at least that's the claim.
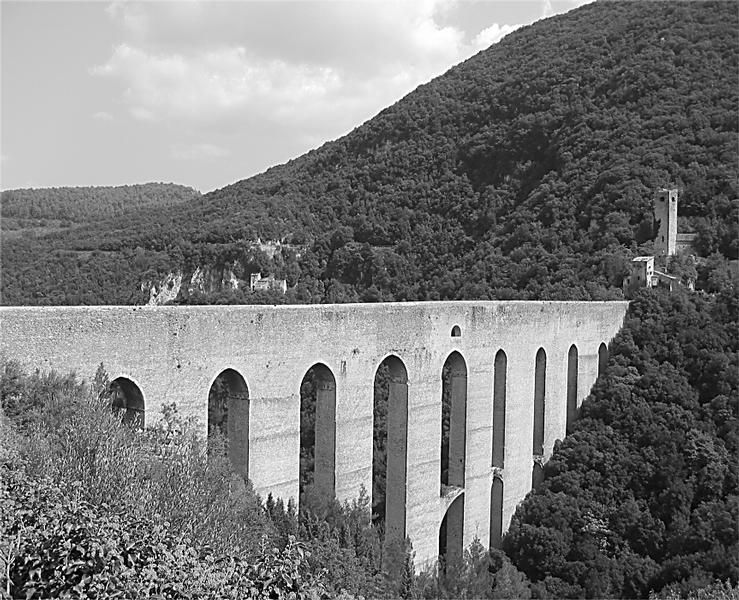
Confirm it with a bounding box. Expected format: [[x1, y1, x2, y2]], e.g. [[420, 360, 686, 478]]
[[0, 301, 628, 565]]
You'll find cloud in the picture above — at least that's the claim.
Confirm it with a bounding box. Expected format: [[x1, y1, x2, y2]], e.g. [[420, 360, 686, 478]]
[[473, 23, 523, 50], [92, 111, 113, 121], [92, 1, 589, 149], [170, 143, 230, 161], [93, 44, 342, 129], [92, 1, 500, 140]]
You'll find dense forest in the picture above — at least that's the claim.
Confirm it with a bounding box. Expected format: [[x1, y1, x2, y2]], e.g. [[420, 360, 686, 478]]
[[2, 1, 737, 305], [506, 286, 738, 599], [1, 183, 199, 237]]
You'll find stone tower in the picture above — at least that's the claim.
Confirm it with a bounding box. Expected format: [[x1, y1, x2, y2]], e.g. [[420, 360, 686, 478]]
[[654, 188, 678, 257]]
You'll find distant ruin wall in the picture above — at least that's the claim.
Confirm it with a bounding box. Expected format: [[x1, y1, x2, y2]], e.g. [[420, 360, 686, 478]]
[[0, 301, 628, 565]]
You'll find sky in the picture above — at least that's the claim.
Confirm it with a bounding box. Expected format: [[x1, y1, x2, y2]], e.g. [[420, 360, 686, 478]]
[[1, 0, 592, 193]]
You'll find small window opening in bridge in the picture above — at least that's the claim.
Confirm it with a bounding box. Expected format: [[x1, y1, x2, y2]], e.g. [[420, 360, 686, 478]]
[[566, 345, 578, 434], [208, 369, 249, 479], [110, 377, 145, 430], [451, 325, 461, 337], [533, 348, 546, 456], [489, 477, 503, 549], [532, 460, 544, 489], [598, 343, 609, 377], [299, 363, 337, 515], [441, 352, 467, 490], [439, 493, 464, 569], [372, 355, 409, 549], [492, 350, 507, 469]]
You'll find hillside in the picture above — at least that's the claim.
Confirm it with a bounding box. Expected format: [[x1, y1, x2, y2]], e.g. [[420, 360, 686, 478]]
[[1, 183, 200, 241], [2, 1, 737, 305], [505, 287, 739, 598]]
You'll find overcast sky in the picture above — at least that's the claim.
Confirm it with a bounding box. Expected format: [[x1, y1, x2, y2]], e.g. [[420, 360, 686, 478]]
[[1, 0, 591, 193]]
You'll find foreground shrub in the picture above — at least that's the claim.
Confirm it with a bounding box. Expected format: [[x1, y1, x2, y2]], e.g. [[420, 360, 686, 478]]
[[0, 363, 325, 598]]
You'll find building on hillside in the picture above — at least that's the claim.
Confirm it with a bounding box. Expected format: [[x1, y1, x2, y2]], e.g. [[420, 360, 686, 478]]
[[676, 232, 698, 254], [623, 256, 656, 297], [250, 272, 287, 294], [622, 255, 694, 298], [623, 189, 698, 298], [653, 188, 697, 256], [654, 188, 678, 256]]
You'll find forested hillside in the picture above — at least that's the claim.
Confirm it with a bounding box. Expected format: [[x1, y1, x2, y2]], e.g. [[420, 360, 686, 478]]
[[1, 184, 200, 225], [2, 0, 737, 305], [505, 287, 738, 599]]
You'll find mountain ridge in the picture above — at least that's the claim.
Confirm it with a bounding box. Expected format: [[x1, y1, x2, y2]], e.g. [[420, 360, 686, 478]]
[[2, 0, 737, 305]]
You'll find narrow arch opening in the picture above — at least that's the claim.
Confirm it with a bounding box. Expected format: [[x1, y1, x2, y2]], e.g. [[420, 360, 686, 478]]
[[451, 325, 461, 337], [598, 342, 609, 377], [439, 493, 465, 568], [533, 348, 546, 456], [441, 352, 467, 490], [489, 477, 503, 549], [299, 363, 337, 514], [110, 377, 145, 430], [492, 350, 506, 469], [566, 345, 578, 434], [372, 355, 409, 547], [208, 369, 249, 478]]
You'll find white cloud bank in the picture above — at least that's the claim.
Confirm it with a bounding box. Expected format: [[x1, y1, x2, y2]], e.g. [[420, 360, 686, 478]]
[[91, 0, 594, 172], [92, 1, 548, 140]]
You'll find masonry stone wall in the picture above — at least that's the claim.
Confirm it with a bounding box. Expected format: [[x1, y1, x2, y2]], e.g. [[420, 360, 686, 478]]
[[0, 300, 628, 565]]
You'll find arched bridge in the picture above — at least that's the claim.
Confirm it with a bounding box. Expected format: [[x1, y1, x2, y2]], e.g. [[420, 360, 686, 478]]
[[0, 301, 628, 565]]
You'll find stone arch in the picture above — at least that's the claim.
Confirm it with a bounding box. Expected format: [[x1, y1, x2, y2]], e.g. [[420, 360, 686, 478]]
[[441, 351, 467, 489], [533, 348, 546, 456], [450, 325, 461, 337], [110, 376, 145, 429], [489, 477, 503, 549], [492, 349, 506, 469], [299, 363, 337, 512], [208, 368, 249, 478], [598, 342, 609, 376], [439, 493, 465, 567], [372, 355, 409, 546], [566, 344, 578, 434]]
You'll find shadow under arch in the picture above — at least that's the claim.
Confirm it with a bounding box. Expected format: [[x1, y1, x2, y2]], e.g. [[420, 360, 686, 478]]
[[566, 344, 578, 434], [441, 350, 467, 489], [110, 376, 145, 430], [490, 477, 503, 549], [439, 492, 465, 568], [492, 349, 507, 469], [598, 342, 609, 376], [299, 362, 337, 514], [208, 368, 250, 479], [372, 354, 409, 547], [533, 348, 546, 456]]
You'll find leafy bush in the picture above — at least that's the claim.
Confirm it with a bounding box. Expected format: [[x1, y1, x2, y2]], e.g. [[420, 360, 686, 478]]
[[0, 364, 326, 598]]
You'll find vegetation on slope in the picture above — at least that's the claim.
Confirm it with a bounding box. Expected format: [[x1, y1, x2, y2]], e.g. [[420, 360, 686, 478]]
[[2, 1, 737, 305], [505, 286, 739, 599], [1, 183, 199, 235], [1, 183, 199, 223]]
